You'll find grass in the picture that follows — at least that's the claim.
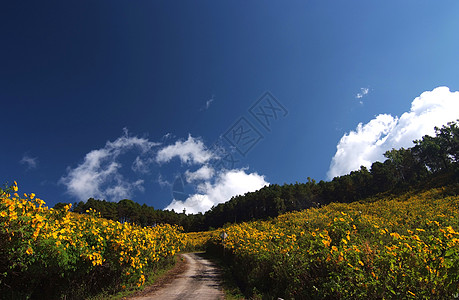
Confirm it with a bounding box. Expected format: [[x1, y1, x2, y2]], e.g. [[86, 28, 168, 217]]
[[87, 256, 178, 300]]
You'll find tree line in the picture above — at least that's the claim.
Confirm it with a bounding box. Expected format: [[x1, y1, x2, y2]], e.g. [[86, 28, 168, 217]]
[[55, 121, 459, 232]]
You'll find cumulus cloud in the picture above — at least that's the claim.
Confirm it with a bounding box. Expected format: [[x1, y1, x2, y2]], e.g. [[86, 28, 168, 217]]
[[328, 86, 459, 179], [165, 169, 268, 214], [185, 165, 215, 182], [156, 135, 214, 165], [20, 154, 38, 170], [60, 127, 269, 212], [155, 133, 269, 213], [60, 129, 159, 202]]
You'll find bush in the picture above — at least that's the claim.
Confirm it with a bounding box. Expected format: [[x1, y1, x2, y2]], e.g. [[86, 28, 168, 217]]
[[0, 182, 186, 299], [207, 186, 459, 299]]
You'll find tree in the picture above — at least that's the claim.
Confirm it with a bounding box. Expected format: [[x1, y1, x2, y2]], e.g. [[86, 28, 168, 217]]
[[53, 202, 71, 211], [384, 148, 427, 185], [413, 135, 448, 173], [434, 121, 459, 166]]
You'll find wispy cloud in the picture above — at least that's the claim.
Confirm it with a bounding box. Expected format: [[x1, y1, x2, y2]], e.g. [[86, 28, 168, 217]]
[[356, 87, 369, 104], [200, 94, 215, 111], [157, 173, 171, 188], [162, 133, 174, 140], [60, 129, 159, 202], [328, 86, 459, 179], [20, 154, 38, 170]]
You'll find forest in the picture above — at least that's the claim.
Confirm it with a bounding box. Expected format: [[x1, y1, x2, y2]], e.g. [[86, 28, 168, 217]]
[[60, 121, 459, 232]]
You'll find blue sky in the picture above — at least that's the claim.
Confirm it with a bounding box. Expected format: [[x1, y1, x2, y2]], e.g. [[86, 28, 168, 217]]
[[2, 1, 459, 213]]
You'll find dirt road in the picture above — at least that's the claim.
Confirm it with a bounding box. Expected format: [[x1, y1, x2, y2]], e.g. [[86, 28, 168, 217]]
[[129, 253, 225, 300]]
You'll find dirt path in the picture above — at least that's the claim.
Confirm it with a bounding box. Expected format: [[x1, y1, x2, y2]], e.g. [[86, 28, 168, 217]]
[[128, 253, 225, 300]]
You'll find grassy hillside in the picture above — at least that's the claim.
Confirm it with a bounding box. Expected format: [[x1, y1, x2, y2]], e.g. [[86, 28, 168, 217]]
[[0, 182, 186, 299], [204, 185, 459, 299]]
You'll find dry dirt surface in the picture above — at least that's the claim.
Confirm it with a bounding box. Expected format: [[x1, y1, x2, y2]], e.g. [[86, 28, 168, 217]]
[[127, 253, 225, 300]]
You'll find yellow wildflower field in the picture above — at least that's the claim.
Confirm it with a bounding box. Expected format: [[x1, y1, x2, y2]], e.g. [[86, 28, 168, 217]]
[[208, 186, 459, 299], [0, 182, 186, 298]]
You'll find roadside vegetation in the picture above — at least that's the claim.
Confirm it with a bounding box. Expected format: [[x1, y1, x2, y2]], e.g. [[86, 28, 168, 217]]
[[205, 186, 459, 299], [0, 182, 185, 299]]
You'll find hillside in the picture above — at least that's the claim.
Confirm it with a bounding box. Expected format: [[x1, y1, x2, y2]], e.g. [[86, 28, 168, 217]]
[[69, 121, 459, 232], [204, 185, 459, 299], [0, 183, 186, 299], [1, 121, 458, 299]]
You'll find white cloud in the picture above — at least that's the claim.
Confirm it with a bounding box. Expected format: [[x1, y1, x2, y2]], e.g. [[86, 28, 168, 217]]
[[206, 98, 214, 109], [328, 86, 459, 179], [162, 133, 174, 140], [157, 173, 171, 188], [20, 154, 38, 169], [185, 165, 215, 182], [356, 87, 369, 99], [200, 95, 215, 111], [60, 129, 159, 202], [165, 169, 269, 214], [156, 135, 214, 165], [132, 156, 156, 174], [105, 179, 145, 200]]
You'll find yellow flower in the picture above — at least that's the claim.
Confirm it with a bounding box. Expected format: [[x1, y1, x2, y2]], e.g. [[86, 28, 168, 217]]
[[446, 226, 457, 234], [390, 232, 401, 239], [26, 247, 33, 255]]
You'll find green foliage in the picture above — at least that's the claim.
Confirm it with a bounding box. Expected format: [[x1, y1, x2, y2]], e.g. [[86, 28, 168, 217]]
[[207, 186, 459, 299], [69, 197, 207, 232], [0, 185, 186, 299], [202, 121, 459, 229]]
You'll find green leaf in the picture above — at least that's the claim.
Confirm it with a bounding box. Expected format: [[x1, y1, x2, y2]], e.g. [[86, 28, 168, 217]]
[[445, 248, 456, 257]]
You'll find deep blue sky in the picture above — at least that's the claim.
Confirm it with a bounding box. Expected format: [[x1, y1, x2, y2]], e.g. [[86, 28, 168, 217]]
[[2, 1, 459, 211]]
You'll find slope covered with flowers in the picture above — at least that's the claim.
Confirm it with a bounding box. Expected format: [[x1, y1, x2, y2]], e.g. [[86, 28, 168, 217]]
[[0, 182, 186, 299], [208, 186, 459, 299]]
